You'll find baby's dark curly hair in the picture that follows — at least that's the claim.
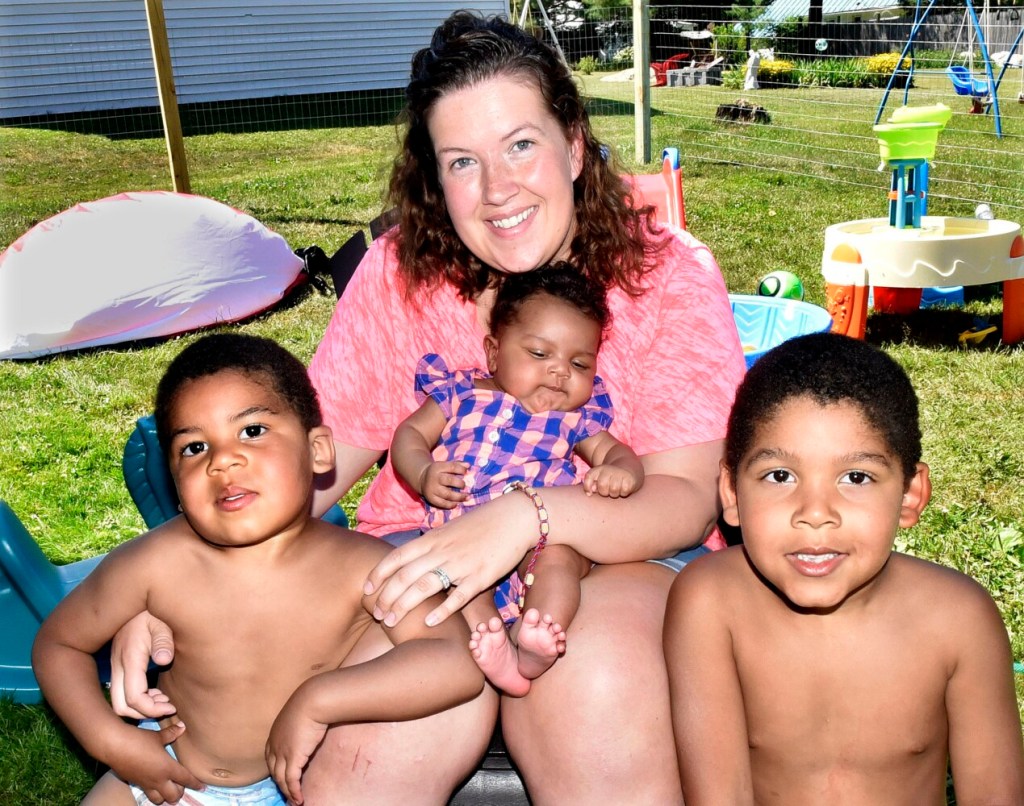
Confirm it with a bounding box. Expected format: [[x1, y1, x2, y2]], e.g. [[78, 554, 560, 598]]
[[489, 262, 610, 338], [154, 333, 322, 453], [725, 333, 921, 484], [388, 10, 660, 300]]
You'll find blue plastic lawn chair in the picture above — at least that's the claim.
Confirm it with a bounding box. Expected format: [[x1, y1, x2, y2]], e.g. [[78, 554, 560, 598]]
[[0, 501, 105, 703]]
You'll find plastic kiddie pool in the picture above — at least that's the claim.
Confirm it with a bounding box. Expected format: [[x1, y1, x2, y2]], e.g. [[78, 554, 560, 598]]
[[730, 294, 834, 368]]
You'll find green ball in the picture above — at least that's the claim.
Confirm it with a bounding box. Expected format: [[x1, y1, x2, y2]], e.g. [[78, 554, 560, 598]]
[[757, 271, 804, 301]]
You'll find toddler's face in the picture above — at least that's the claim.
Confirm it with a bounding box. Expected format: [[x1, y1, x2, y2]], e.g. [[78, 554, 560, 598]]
[[720, 395, 928, 612], [166, 370, 329, 548], [484, 294, 601, 414]]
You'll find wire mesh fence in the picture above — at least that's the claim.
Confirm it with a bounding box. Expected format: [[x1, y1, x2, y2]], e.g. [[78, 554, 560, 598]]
[[1, 1, 1022, 218]]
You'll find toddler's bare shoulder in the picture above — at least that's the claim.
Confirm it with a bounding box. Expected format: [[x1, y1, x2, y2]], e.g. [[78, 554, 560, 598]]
[[307, 521, 392, 568]]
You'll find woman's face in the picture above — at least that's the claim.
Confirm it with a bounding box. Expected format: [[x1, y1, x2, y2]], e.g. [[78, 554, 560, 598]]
[[428, 74, 584, 276]]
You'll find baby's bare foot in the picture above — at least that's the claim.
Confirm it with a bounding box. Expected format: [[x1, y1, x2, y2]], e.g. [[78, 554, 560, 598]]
[[516, 608, 566, 681], [469, 616, 531, 697]]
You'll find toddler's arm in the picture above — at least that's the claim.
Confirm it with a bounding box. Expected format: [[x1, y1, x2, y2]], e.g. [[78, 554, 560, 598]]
[[391, 398, 469, 508], [32, 539, 205, 801], [266, 590, 484, 804], [943, 576, 1024, 801], [575, 431, 645, 498], [664, 554, 755, 805]]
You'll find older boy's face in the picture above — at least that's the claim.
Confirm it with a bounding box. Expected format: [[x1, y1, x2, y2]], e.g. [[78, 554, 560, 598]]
[[166, 370, 332, 548], [720, 396, 929, 612]]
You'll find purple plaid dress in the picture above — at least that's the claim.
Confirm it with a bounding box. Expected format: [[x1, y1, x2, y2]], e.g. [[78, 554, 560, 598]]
[[415, 353, 614, 622]]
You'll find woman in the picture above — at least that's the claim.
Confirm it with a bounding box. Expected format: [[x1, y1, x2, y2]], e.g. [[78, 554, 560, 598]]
[[110, 11, 745, 803]]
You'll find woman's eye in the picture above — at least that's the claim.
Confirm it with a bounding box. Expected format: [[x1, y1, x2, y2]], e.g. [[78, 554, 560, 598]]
[[449, 157, 474, 171], [180, 441, 207, 458], [511, 139, 533, 153], [240, 424, 267, 440]]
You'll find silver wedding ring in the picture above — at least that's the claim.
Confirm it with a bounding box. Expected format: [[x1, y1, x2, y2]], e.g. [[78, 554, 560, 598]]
[[432, 567, 452, 591]]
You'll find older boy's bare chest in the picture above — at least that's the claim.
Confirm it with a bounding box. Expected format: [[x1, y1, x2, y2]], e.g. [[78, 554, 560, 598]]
[[734, 601, 950, 785]]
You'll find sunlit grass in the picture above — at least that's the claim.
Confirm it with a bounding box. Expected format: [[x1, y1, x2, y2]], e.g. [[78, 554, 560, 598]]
[[2, 86, 1022, 801]]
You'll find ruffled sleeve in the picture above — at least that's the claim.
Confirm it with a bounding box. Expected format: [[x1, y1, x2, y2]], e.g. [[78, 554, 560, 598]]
[[414, 353, 457, 419], [577, 374, 615, 438]]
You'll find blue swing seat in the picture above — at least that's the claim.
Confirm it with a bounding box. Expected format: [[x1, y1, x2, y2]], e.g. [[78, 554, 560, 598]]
[[946, 65, 990, 97]]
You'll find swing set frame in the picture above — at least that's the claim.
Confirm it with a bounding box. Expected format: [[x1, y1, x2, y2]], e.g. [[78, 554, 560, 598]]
[[874, 0, 1023, 138]]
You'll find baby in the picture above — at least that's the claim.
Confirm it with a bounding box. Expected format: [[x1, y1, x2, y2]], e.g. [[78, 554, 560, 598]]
[[391, 264, 644, 695], [664, 331, 1024, 803], [33, 333, 482, 805]]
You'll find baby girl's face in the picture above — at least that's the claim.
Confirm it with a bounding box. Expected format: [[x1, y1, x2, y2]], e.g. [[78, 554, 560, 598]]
[[484, 294, 600, 414]]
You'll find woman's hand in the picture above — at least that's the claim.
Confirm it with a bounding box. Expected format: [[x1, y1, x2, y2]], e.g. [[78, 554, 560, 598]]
[[364, 493, 536, 627], [109, 611, 177, 719]]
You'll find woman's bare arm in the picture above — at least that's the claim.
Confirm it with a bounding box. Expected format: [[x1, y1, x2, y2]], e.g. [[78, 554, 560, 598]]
[[365, 439, 724, 627], [311, 439, 384, 517]]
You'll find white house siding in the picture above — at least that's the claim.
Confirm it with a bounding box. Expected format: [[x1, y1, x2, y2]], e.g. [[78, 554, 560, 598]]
[[0, 0, 508, 120]]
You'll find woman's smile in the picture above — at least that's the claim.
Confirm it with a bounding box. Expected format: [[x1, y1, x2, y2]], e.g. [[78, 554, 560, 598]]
[[429, 76, 583, 275]]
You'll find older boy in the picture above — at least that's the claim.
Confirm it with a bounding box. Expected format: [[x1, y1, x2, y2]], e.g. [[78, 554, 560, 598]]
[[665, 332, 1024, 804]]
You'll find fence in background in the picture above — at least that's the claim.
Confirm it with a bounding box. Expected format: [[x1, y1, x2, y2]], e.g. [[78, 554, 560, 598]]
[[2, 2, 1022, 218]]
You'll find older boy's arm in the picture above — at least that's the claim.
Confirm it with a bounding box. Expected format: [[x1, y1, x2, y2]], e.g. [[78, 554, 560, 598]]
[[267, 592, 483, 803], [944, 579, 1024, 804], [664, 557, 755, 806]]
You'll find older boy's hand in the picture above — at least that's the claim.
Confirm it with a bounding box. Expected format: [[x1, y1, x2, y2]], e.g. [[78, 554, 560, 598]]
[[421, 460, 470, 509], [583, 465, 641, 498], [109, 721, 204, 803], [266, 692, 329, 805]]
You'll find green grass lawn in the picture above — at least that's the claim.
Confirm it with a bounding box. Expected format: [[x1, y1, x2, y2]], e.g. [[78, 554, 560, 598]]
[[1, 79, 1022, 802]]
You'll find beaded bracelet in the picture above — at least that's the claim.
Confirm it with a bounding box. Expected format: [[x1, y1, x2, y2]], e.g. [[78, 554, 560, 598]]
[[502, 481, 550, 608]]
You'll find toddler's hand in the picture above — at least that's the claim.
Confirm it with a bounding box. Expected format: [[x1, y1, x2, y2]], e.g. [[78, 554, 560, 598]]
[[583, 465, 641, 498], [421, 461, 470, 509], [110, 721, 204, 804]]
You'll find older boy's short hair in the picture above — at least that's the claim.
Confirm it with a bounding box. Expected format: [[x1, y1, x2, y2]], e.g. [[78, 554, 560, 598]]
[[155, 333, 322, 452], [725, 332, 921, 482], [489, 262, 611, 337]]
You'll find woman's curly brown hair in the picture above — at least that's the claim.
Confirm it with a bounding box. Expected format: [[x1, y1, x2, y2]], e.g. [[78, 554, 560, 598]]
[[387, 10, 663, 301]]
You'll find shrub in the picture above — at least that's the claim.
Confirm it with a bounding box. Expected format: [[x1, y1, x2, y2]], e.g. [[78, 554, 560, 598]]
[[722, 68, 744, 90], [576, 55, 599, 75], [863, 51, 912, 88], [796, 57, 869, 88], [613, 45, 634, 63], [758, 58, 798, 87]]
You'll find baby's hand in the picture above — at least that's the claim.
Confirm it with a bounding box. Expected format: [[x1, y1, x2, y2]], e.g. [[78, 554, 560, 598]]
[[421, 461, 470, 509], [583, 465, 641, 498], [110, 721, 204, 804], [266, 696, 330, 806]]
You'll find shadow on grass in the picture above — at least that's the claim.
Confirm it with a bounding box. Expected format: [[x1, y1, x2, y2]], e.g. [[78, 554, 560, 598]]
[[865, 285, 1016, 353], [1, 89, 406, 140]]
